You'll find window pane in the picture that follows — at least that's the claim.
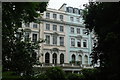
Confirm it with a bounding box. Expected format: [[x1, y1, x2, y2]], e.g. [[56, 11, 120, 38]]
[[77, 41, 81, 47], [53, 25, 57, 31], [60, 26, 64, 32], [46, 13, 50, 18], [60, 54, 64, 64], [46, 35, 50, 44], [33, 24, 37, 28], [71, 38, 75, 46], [60, 15, 63, 20], [46, 24, 50, 30], [60, 37, 64, 46], [83, 40, 87, 47], [77, 28, 80, 34], [32, 34, 37, 42], [25, 32, 29, 41], [53, 14, 57, 19], [53, 36, 57, 45], [71, 27, 74, 33]]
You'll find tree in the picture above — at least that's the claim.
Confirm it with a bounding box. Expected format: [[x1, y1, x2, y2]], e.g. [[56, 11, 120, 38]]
[[46, 67, 66, 80], [2, 2, 48, 77], [67, 73, 84, 80], [83, 2, 120, 80]]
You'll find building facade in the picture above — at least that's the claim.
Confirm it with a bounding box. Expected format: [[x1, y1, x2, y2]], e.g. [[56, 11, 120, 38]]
[[22, 4, 94, 72]]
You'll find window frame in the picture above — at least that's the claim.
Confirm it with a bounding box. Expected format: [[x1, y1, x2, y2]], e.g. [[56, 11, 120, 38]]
[[60, 26, 64, 32], [53, 25, 57, 31], [60, 37, 64, 46], [32, 33, 37, 42], [46, 24, 50, 30], [53, 35, 57, 45], [46, 35, 50, 44], [71, 38, 75, 47], [71, 27, 74, 33], [46, 12, 50, 19]]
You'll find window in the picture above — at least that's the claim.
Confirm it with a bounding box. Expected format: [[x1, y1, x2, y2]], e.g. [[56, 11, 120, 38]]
[[83, 40, 87, 47], [70, 17, 74, 21], [25, 32, 29, 41], [25, 23, 29, 27], [76, 18, 79, 22], [60, 15, 63, 20], [74, 9, 79, 14], [32, 34, 37, 42], [53, 36, 57, 45], [46, 13, 50, 18], [71, 38, 75, 47], [53, 25, 57, 31], [46, 35, 50, 44], [60, 26, 64, 32], [52, 53, 57, 64], [77, 40, 81, 47], [53, 14, 57, 19], [78, 55, 82, 64], [84, 55, 88, 64], [46, 24, 50, 30], [45, 52, 50, 64], [60, 54, 64, 64], [77, 28, 80, 34], [72, 54, 76, 62], [71, 27, 74, 33], [33, 24, 37, 28], [83, 29, 88, 34], [69, 8, 73, 13], [60, 37, 64, 46]]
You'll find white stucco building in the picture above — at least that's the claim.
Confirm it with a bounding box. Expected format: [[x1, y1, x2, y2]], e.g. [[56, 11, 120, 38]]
[[22, 4, 94, 73]]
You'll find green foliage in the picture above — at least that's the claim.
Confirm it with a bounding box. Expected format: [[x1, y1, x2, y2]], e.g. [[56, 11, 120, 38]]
[[81, 68, 100, 80], [46, 67, 66, 80], [36, 73, 49, 80], [2, 2, 48, 77], [83, 2, 120, 80], [67, 73, 85, 80]]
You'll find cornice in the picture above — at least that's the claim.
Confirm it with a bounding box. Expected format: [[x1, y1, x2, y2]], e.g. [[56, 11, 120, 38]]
[[39, 18, 84, 27]]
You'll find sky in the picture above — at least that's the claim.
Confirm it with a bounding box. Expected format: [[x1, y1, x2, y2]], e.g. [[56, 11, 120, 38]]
[[47, 0, 89, 9]]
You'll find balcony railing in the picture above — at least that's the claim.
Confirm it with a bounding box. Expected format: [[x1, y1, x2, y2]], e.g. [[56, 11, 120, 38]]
[[33, 63, 92, 68]]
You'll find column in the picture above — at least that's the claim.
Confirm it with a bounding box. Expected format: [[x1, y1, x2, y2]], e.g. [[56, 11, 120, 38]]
[[50, 53, 52, 64], [57, 53, 60, 64]]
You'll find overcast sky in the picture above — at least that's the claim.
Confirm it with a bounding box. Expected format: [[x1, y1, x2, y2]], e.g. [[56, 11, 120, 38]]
[[47, 0, 89, 9]]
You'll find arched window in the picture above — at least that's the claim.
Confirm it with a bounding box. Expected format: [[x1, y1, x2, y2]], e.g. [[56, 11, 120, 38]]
[[45, 52, 50, 64], [72, 54, 76, 63], [60, 53, 64, 64], [78, 55, 82, 64], [84, 55, 88, 64], [52, 53, 57, 65]]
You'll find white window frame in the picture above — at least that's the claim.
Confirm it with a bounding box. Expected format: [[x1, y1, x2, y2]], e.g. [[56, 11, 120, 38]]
[[60, 26, 64, 32], [46, 24, 50, 30], [77, 28, 80, 34], [46, 12, 50, 19], [53, 25, 57, 31], [71, 38, 75, 47], [53, 36, 57, 45], [46, 35, 50, 44], [60, 37, 64, 46], [32, 33, 37, 42], [71, 27, 74, 33]]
